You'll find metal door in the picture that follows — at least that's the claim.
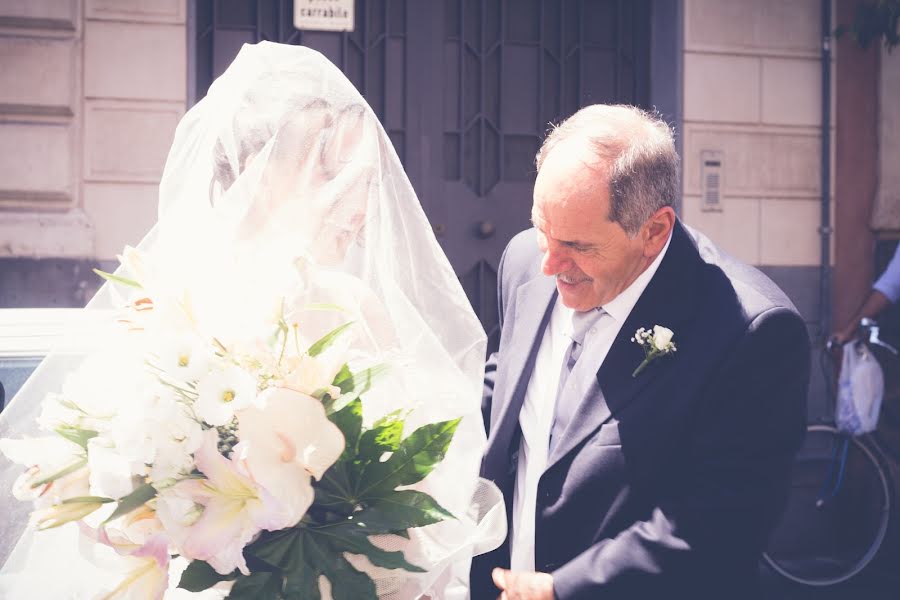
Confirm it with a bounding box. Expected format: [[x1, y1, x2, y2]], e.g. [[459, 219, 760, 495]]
[[193, 0, 649, 350]]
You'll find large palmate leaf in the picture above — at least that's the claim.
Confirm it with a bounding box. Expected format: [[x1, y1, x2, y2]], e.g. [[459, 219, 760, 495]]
[[177, 560, 236, 593], [357, 419, 460, 497], [245, 518, 426, 600], [233, 414, 461, 599]]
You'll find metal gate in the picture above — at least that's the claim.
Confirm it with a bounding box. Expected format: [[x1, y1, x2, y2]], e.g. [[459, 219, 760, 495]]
[[193, 0, 650, 351]]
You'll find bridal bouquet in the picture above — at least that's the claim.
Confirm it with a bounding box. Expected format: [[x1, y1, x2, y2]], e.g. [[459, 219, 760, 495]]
[[0, 245, 462, 599]]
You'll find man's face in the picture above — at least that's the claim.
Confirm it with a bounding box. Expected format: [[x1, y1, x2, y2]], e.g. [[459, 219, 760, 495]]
[[532, 140, 650, 311]]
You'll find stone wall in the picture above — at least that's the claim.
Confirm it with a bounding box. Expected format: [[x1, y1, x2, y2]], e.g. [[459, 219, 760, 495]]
[[0, 0, 186, 264], [680, 0, 830, 273]]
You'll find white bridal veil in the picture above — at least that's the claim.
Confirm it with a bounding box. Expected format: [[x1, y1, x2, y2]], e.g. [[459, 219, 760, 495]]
[[0, 41, 504, 598]]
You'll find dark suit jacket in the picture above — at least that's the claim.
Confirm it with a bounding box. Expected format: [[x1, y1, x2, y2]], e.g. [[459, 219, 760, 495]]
[[470, 221, 809, 599]]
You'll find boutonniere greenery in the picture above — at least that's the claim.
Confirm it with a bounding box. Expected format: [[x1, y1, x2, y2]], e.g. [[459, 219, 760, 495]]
[[631, 325, 677, 377]]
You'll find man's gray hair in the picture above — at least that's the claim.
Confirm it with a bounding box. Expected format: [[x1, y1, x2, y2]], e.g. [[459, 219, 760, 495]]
[[535, 104, 680, 236]]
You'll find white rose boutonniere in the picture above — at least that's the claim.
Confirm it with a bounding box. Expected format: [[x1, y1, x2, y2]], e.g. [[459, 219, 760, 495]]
[[631, 325, 677, 377]]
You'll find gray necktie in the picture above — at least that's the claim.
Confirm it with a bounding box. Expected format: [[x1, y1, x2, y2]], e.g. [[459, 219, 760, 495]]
[[549, 309, 602, 452]]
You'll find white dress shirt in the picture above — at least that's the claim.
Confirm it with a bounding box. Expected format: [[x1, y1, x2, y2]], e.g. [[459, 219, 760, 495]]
[[510, 232, 673, 572]]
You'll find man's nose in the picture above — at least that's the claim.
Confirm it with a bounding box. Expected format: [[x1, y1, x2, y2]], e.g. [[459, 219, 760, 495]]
[[541, 245, 570, 276]]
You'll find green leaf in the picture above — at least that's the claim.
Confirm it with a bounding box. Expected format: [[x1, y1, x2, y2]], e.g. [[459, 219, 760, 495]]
[[357, 415, 404, 457], [104, 482, 157, 523], [315, 464, 356, 513], [228, 571, 282, 599], [329, 398, 363, 460], [177, 560, 236, 593], [324, 491, 450, 538], [331, 363, 353, 387], [93, 268, 142, 289], [335, 364, 390, 396], [283, 565, 322, 600], [313, 524, 424, 573], [307, 321, 355, 357], [354, 490, 454, 532], [54, 426, 98, 449], [358, 419, 460, 497], [250, 529, 301, 570], [304, 533, 377, 600]]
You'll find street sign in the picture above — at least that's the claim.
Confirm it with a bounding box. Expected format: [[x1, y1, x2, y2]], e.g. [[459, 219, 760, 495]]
[[293, 0, 354, 32]]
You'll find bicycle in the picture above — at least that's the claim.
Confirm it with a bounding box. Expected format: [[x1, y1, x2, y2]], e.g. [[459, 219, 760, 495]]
[[761, 319, 898, 587]]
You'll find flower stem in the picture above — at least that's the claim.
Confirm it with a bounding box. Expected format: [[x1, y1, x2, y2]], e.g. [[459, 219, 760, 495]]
[[632, 349, 659, 378], [632, 358, 650, 378]]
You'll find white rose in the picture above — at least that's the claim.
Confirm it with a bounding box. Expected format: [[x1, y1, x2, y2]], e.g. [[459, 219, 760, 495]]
[[652, 325, 674, 350]]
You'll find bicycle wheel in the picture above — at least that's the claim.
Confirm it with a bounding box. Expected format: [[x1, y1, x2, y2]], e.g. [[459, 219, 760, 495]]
[[762, 425, 892, 586]]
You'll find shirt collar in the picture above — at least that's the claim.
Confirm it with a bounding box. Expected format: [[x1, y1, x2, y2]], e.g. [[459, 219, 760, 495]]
[[600, 230, 673, 324]]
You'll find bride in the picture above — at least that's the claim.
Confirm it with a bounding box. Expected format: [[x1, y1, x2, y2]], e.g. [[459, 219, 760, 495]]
[[0, 41, 503, 599]]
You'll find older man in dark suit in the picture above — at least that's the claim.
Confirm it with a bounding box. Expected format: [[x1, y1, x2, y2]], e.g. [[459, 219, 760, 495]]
[[470, 104, 809, 599]]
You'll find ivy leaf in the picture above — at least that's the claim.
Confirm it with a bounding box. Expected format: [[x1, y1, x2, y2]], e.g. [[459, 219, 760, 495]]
[[358, 419, 460, 497], [228, 571, 282, 599], [307, 322, 355, 357], [104, 482, 156, 523], [177, 560, 236, 593]]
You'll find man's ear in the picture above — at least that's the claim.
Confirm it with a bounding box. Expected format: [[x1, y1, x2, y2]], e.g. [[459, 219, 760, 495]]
[[642, 206, 676, 257]]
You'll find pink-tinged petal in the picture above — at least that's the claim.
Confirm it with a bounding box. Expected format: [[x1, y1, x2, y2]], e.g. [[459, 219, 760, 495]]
[[100, 535, 170, 600], [132, 533, 169, 567], [181, 430, 289, 575], [182, 493, 255, 575]]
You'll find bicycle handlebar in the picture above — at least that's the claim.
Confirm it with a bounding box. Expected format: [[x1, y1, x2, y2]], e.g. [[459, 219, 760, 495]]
[[859, 318, 899, 355], [826, 318, 898, 355]]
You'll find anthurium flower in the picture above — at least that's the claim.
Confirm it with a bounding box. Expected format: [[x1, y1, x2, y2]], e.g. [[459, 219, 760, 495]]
[[179, 430, 290, 575], [236, 386, 344, 525]]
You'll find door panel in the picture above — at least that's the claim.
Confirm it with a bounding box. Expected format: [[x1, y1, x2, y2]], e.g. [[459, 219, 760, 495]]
[[194, 0, 649, 351]]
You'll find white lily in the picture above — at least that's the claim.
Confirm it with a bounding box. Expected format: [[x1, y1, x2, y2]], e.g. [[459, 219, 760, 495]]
[[87, 438, 137, 500], [179, 430, 290, 575]]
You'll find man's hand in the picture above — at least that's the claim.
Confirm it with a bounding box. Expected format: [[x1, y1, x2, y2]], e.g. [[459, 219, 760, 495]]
[[492, 568, 554, 600]]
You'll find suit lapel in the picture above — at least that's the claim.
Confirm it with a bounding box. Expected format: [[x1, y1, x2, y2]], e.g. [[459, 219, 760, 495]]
[[481, 273, 557, 480], [545, 221, 703, 470]]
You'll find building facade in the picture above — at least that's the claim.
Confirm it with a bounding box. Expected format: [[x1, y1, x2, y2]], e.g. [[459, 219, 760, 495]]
[[1, 0, 897, 398]]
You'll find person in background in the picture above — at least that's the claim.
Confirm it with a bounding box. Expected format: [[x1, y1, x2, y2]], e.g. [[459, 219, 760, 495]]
[[833, 244, 900, 344]]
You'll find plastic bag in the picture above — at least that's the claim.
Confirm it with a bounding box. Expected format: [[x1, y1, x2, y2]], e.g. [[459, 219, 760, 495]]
[[836, 340, 885, 435]]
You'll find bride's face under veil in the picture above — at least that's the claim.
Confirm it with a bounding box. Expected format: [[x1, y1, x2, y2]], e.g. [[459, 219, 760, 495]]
[[0, 43, 499, 599], [214, 98, 377, 269]]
